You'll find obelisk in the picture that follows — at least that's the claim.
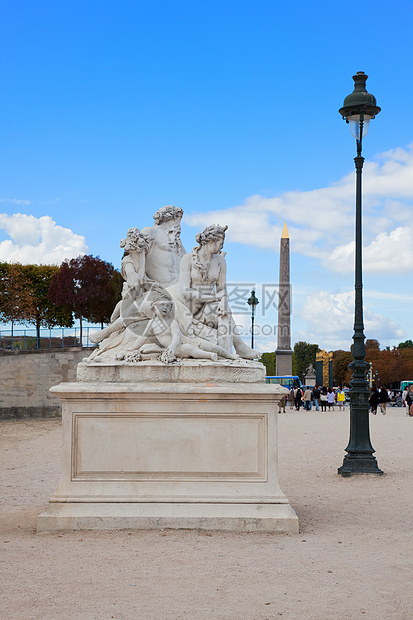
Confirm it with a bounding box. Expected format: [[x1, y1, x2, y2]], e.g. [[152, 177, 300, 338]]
[[275, 222, 293, 376]]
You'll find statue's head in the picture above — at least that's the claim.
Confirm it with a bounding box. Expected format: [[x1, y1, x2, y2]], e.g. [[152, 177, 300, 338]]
[[195, 224, 228, 248], [139, 287, 174, 319], [120, 228, 149, 253], [153, 205, 183, 225]]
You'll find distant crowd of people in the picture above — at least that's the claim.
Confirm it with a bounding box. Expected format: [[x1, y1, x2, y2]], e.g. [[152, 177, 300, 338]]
[[369, 384, 413, 416], [368, 386, 391, 415], [277, 383, 413, 416], [277, 386, 348, 413]]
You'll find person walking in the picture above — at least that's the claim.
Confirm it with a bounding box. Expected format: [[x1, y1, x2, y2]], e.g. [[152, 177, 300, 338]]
[[336, 387, 345, 411], [369, 387, 380, 415], [288, 388, 295, 410], [402, 386, 410, 415], [278, 393, 287, 414], [379, 386, 390, 415], [406, 385, 413, 417], [320, 386, 328, 412], [327, 387, 335, 411], [303, 387, 312, 411], [294, 387, 302, 411], [312, 386, 320, 411]]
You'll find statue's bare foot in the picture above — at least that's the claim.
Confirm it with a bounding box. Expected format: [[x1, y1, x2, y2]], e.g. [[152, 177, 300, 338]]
[[208, 352, 218, 362]]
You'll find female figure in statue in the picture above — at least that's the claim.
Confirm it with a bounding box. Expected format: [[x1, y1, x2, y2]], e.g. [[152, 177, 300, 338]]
[[167, 224, 258, 359]]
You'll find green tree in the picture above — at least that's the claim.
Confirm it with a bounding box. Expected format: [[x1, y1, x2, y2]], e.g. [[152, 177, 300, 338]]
[[0, 262, 72, 344], [398, 339, 413, 349], [293, 341, 319, 382], [259, 352, 276, 376], [0, 262, 36, 336], [333, 350, 353, 386], [23, 264, 73, 344]]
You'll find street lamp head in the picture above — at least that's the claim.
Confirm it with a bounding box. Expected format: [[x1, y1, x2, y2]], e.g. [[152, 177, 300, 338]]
[[339, 72, 381, 139], [247, 290, 259, 315]]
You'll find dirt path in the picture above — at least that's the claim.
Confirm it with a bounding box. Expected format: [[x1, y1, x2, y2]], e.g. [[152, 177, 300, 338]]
[[1, 409, 412, 619]]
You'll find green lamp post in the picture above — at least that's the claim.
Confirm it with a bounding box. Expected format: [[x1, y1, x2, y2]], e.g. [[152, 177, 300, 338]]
[[338, 72, 383, 477], [247, 290, 259, 350]]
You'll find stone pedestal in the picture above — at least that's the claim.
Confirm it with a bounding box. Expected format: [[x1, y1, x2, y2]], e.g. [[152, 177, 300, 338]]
[[37, 370, 298, 533], [275, 349, 293, 377]]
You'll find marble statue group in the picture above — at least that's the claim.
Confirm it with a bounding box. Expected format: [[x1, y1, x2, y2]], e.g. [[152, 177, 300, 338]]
[[88, 206, 258, 364]]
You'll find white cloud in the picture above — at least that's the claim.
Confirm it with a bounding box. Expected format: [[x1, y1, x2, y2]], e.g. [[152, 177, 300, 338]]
[[298, 290, 404, 350], [185, 143, 413, 274], [329, 226, 413, 274], [0, 213, 88, 265], [0, 198, 30, 205]]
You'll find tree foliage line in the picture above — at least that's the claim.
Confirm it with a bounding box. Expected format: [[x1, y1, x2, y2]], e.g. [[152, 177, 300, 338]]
[[330, 339, 413, 387], [0, 256, 123, 343], [260, 338, 413, 387]]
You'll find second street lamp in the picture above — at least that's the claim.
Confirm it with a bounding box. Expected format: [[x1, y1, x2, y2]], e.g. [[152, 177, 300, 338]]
[[338, 72, 383, 477], [247, 290, 259, 350]]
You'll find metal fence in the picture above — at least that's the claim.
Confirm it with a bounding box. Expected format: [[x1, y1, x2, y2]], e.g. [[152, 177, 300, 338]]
[[0, 327, 100, 351]]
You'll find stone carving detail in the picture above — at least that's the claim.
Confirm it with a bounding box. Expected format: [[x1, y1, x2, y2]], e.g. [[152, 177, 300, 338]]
[[87, 207, 258, 365], [277, 236, 291, 352], [279, 243, 290, 284]]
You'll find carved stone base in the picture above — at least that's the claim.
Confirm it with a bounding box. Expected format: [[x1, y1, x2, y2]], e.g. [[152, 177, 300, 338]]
[[76, 359, 266, 384], [37, 381, 298, 533]]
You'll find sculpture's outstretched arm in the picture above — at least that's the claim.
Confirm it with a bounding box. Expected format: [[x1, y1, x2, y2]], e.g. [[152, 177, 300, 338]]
[[123, 259, 144, 288]]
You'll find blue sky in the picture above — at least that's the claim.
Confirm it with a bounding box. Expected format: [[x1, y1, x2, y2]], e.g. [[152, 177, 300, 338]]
[[1, 0, 413, 352]]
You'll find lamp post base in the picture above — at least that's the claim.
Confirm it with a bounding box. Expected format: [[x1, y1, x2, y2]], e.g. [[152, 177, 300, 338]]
[[338, 454, 383, 477]]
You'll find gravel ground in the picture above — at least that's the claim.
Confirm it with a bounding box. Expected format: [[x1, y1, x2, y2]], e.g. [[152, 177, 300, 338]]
[[1, 406, 412, 620]]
